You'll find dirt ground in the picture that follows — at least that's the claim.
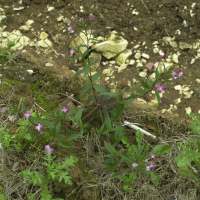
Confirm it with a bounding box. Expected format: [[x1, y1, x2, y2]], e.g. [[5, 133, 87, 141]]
[[0, 0, 200, 200]]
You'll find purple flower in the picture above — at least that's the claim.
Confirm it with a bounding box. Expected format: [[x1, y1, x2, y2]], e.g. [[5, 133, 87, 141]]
[[146, 166, 151, 171], [45, 145, 53, 154], [30, 98, 34, 102], [61, 107, 68, 113], [2, 107, 6, 113], [89, 15, 96, 19], [159, 55, 163, 59], [79, 18, 83, 22], [149, 162, 155, 169], [152, 64, 155, 70], [173, 76, 178, 80], [132, 162, 138, 168], [24, 111, 31, 119], [150, 153, 155, 160], [35, 123, 42, 131], [61, 54, 65, 58], [178, 72, 183, 79], [70, 48, 75, 55], [119, 173, 123, 176], [8, 116, 11, 122], [65, 122, 69, 125], [68, 23, 73, 31], [157, 84, 164, 92], [119, 149, 123, 152], [171, 71, 177, 76], [73, 39, 76, 44], [144, 158, 149, 163]]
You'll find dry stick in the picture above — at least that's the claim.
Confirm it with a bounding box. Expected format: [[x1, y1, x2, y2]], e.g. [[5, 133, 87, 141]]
[[123, 120, 156, 139], [140, 0, 150, 14]]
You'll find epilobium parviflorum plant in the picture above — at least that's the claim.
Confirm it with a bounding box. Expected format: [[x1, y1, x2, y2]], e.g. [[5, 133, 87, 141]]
[[19, 146, 78, 200], [0, 15, 189, 197], [0, 41, 15, 63]]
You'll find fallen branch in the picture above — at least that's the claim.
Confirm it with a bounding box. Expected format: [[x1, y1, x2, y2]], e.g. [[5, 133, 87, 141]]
[[123, 120, 156, 139]]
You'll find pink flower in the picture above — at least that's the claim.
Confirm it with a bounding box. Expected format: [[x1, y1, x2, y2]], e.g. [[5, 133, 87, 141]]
[[157, 84, 164, 92], [178, 72, 183, 79], [61, 107, 68, 113], [173, 76, 178, 80], [35, 123, 42, 131], [171, 71, 177, 76], [8, 116, 11, 122], [159, 55, 163, 59], [61, 54, 65, 58], [2, 107, 6, 113], [45, 145, 53, 154], [68, 23, 73, 31], [132, 162, 138, 168], [30, 98, 34, 102], [144, 158, 149, 163], [152, 64, 155, 70], [119, 149, 123, 152], [24, 111, 31, 119], [146, 166, 151, 171], [119, 173, 123, 176], [150, 153, 155, 159], [73, 39, 76, 44], [65, 122, 69, 125], [79, 18, 83, 22], [89, 15, 96, 19], [70, 48, 75, 55], [149, 162, 155, 169]]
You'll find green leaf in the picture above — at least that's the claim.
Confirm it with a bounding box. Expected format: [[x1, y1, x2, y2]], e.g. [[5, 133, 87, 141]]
[[58, 171, 73, 185], [124, 97, 135, 107], [69, 54, 80, 63], [121, 136, 130, 148], [0, 194, 7, 200], [155, 67, 160, 80], [136, 130, 143, 148], [88, 56, 94, 65], [104, 141, 116, 155], [80, 81, 91, 97], [82, 49, 92, 58], [144, 144, 150, 152], [160, 145, 171, 155], [58, 106, 63, 118], [55, 122, 61, 136], [152, 144, 163, 155], [15, 142, 23, 150], [114, 125, 124, 143], [83, 63, 91, 78], [58, 141, 73, 148], [40, 186, 52, 200], [7, 41, 15, 48], [154, 89, 160, 104], [110, 169, 127, 179], [66, 107, 79, 116], [27, 193, 37, 200], [86, 24, 92, 32], [128, 172, 137, 184], [75, 107, 84, 123], [141, 80, 151, 90], [29, 125, 34, 140], [39, 120, 54, 128], [149, 171, 159, 185], [120, 154, 132, 165], [21, 102, 26, 113], [103, 107, 111, 129], [114, 103, 124, 120], [74, 68, 85, 79], [91, 72, 102, 82], [65, 134, 81, 142], [132, 87, 145, 95], [93, 84, 107, 93]]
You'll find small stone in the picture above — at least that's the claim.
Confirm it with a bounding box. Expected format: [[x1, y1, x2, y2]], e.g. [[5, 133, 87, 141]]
[[142, 53, 149, 59], [145, 62, 154, 72], [135, 52, 141, 59], [40, 32, 49, 40], [139, 71, 147, 78], [117, 78, 129, 89], [45, 62, 53, 67]]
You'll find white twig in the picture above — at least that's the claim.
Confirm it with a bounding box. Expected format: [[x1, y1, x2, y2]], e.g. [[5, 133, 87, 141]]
[[140, 0, 150, 14], [123, 120, 156, 139]]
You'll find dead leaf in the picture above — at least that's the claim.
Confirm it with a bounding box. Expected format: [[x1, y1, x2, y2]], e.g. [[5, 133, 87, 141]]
[[147, 125, 157, 132]]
